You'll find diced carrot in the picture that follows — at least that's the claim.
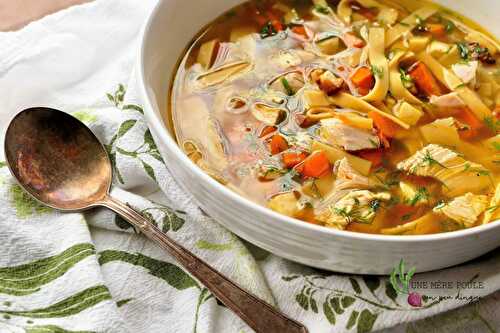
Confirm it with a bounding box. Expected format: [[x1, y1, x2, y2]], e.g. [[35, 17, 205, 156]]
[[271, 19, 285, 32], [357, 7, 378, 21], [260, 126, 277, 138], [270, 134, 289, 155], [408, 62, 443, 96], [350, 67, 375, 95], [291, 25, 308, 37], [427, 23, 446, 37], [296, 151, 331, 178], [357, 149, 383, 168], [455, 108, 485, 140], [368, 111, 402, 138], [343, 32, 365, 48], [282, 151, 308, 168]]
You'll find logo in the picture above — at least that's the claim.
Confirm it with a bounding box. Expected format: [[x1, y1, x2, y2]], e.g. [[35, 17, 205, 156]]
[[390, 259, 421, 307]]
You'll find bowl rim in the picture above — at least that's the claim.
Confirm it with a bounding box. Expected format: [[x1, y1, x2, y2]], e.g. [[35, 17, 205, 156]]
[[137, 0, 500, 244]]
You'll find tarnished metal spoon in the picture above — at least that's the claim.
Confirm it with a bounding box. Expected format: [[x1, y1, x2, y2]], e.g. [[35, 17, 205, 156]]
[[4, 107, 308, 333]]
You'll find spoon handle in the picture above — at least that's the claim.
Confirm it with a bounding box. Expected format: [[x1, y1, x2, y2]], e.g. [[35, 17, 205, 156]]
[[101, 195, 308, 333]]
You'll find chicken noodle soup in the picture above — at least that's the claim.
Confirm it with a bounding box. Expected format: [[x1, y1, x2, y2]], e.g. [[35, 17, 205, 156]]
[[171, 0, 500, 235]]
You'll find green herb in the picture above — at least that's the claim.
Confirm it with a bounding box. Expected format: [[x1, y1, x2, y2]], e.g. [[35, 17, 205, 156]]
[[464, 163, 490, 176], [399, 68, 414, 89], [260, 21, 278, 39], [281, 77, 295, 96], [369, 138, 380, 148], [454, 83, 467, 89], [445, 20, 455, 33], [422, 150, 447, 169], [398, 22, 410, 27], [457, 42, 470, 60], [370, 199, 382, 213], [491, 142, 500, 151], [434, 200, 447, 210], [371, 65, 384, 79], [315, 5, 330, 15], [484, 116, 500, 133], [408, 188, 429, 206], [487, 205, 500, 214]]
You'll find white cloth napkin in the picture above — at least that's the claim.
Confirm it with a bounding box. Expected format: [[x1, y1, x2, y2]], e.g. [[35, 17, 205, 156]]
[[1, 1, 500, 332]]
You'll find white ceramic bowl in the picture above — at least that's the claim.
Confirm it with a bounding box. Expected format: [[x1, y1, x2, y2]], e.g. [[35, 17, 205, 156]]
[[138, 0, 500, 274]]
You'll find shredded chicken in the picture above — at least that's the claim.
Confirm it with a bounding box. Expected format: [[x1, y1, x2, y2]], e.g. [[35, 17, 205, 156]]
[[429, 92, 465, 109], [452, 60, 478, 84], [317, 190, 391, 230], [397, 144, 491, 197], [320, 118, 380, 151], [434, 193, 489, 227]]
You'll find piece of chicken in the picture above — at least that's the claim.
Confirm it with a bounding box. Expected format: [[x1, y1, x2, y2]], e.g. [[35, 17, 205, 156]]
[[433, 193, 489, 228], [320, 118, 380, 151], [452, 60, 478, 85], [397, 144, 491, 197], [317, 190, 391, 230], [429, 92, 465, 109]]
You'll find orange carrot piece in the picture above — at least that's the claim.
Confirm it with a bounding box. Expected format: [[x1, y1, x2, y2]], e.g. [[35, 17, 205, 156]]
[[270, 134, 289, 155], [296, 151, 331, 178], [282, 152, 308, 168], [291, 25, 308, 37], [271, 19, 285, 32], [357, 7, 378, 21], [343, 32, 365, 48], [368, 111, 402, 138], [350, 67, 375, 95], [260, 126, 277, 138], [357, 149, 383, 168], [408, 62, 443, 96], [427, 23, 446, 37]]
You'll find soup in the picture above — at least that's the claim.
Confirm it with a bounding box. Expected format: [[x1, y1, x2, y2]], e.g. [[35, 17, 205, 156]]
[[170, 0, 500, 235]]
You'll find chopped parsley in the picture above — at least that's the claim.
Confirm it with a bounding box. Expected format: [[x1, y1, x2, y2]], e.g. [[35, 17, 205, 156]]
[[260, 21, 278, 39], [483, 116, 500, 133], [314, 5, 330, 15], [444, 20, 455, 33], [371, 65, 384, 79], [457, 42, 470, 61], [400, 68, 414, 89], [281, 77, 295, 96], [408, 188, 429, 206], [491, 142, 500, 151]]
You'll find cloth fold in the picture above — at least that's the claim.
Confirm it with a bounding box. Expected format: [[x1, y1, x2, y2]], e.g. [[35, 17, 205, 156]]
[[0, 1, 499, 332]]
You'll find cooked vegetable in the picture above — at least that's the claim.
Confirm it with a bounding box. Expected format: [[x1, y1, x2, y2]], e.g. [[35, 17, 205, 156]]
[[350, 67, 375, 96], [296, 151, 332, 178], [408, 62, 443, 96], [270, 134, 289, 154]]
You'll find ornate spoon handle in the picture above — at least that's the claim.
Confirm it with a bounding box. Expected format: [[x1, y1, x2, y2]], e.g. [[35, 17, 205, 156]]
[[101, 195, 308, 333]]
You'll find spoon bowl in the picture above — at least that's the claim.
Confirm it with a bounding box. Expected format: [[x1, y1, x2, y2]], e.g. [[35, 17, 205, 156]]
[[4, 107, 111, 211], [4, 107, 307, 333]]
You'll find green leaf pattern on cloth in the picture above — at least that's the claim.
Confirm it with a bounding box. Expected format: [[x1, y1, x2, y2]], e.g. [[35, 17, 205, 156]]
[[9, 184, 52, 218], [0, 244, 95, 296], [0, 286, 112, 318], [99, 250, 198, 290]]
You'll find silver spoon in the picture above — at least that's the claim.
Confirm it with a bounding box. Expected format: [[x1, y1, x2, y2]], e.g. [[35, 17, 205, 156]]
[[4, 107, 308, 333]]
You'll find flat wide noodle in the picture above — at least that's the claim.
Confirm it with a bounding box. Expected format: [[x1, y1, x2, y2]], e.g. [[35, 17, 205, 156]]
[[416, 51, 493, 120], [363, 27, 390, 102], [386, 6, 438, 47], [329, 92, 411, 129], [389, 50, 422, 104]]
